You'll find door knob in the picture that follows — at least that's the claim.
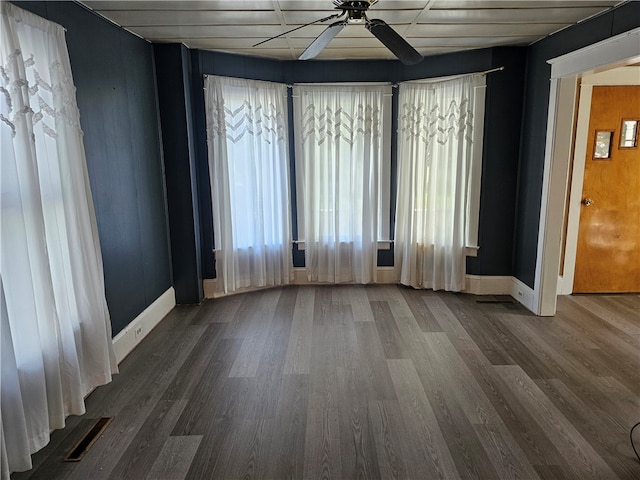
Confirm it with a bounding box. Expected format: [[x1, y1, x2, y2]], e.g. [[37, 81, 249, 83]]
[[582, 198, 593, 206]]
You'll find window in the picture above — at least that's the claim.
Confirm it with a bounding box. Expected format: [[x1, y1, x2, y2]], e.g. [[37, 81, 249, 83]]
[[395, 74, 486, 291], [293, 84, 391, 282], [466, 81, 486, 249], [1, 3, 116, 475], [204, 76, 292, 293]]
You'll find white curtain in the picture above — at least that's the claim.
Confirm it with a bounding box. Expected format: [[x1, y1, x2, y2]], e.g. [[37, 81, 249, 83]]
[[294, 84, 391, 283], [205, 75, 292, 294], [0, 3, 117, 477], [395, 75, 484, 291]]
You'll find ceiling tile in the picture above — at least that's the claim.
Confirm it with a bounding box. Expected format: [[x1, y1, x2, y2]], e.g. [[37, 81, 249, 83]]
[[409, 35, 538, 46], [102, 10, 283, 26], [419, 7, 607, 23], [84, 1, 276, 10], [406, 23, 569, 36], [432, 0, 619, 7]]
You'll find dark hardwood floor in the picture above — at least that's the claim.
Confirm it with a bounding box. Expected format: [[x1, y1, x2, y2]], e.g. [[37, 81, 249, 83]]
[[13, 285, 640, 479]]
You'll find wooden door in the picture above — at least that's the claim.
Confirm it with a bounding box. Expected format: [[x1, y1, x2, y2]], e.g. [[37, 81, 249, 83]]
[[573, 85, 640, 293]]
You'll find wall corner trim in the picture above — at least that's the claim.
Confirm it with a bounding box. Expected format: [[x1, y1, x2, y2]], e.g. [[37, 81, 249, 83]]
[[112, 287, 176, 364]]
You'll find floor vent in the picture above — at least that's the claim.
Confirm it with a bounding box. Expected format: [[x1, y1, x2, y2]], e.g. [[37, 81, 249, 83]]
[[64, 416, 113, 462], [475, 297, 515, 304]]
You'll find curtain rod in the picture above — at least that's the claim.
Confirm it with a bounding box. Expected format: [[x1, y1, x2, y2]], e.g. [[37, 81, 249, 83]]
[[392, 66, 505, 87], [480, 66, 505, 75], [204, 67, 504, 87], [289, 67, 505, 89], [289, 81, 393, 87]]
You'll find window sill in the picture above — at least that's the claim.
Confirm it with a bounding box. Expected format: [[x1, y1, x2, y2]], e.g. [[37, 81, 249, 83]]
[[466, 246, 479, 257], [293, 241, 478, 256], [294, 240, 393, 251]]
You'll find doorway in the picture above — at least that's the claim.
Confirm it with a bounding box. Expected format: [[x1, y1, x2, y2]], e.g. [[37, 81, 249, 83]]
[[573, 85, 640, 292], [532, 27, 640, 315], [558, 73, 640, 295]]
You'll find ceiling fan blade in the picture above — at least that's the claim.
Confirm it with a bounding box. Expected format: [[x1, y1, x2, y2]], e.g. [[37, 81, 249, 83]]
[[299, 21, 346, 60], [366, 18, 423, 65]]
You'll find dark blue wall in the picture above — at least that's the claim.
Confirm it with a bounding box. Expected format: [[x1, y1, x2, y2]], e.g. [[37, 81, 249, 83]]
[[12, 1, 172, 335], [514, 1, 640, 288], [468, 47, 527, 277], [154, 44, 203, 304], [191, 47, 526, 279]]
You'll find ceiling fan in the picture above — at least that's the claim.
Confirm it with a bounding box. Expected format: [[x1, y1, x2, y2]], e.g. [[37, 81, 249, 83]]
[[254, 0, 423, 65]]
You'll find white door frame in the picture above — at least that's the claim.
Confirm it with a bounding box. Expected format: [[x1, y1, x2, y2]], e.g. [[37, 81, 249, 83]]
[[533, 27, 640, 316]]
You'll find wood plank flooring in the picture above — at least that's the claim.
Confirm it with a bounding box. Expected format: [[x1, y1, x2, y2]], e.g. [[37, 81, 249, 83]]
[[13, 286, 640, 480]]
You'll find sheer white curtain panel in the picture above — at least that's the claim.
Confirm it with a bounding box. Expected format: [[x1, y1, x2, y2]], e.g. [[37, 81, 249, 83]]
[[1, 3, 117, 477], [294, 84, 391, 283], [395, 75, 484, 291], [205, 75, 292, 294]]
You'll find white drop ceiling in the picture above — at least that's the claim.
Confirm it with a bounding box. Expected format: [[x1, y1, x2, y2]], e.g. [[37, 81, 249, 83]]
[[80, 0, 627, 61]]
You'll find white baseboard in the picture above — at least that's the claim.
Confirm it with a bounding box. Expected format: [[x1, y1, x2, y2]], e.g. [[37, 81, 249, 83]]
[[205, 272, 516, 299], [511, 277, 536, 313], [204, 268, 398, 299], [376, 267, 397, 284], [203, 278, 217, 298], [292, 266, 398, 285], [465, 275, 513, 295], [112, 287, 176, 364]]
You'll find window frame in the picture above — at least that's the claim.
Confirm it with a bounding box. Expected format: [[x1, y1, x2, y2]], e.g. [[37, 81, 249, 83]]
[[292, 82, 393, 250], [465, 82, 487, 255]]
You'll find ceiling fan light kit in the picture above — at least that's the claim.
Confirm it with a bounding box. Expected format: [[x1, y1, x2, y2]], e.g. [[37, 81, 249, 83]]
[[257, 0, 423, 65]]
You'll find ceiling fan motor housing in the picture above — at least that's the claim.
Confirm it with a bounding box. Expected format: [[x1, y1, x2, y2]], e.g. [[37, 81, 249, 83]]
[[334, 1, 373, 12], [336, 1, 373, 23]]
